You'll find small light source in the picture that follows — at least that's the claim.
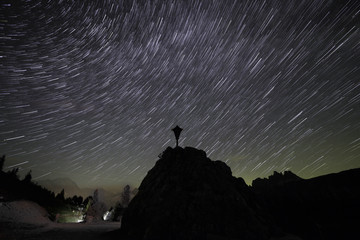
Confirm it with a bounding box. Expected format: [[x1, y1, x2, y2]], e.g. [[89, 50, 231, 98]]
[[103, 211, 111, 221], [172, 125, 183, 147]]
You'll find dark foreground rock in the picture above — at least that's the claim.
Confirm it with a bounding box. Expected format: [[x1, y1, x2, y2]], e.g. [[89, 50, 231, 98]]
[[116, 146, 360, 240], [120, 147, 274, 240], [252, 168, 360, 240]]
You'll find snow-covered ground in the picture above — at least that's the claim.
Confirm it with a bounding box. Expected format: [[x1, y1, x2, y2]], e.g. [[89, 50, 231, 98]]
[[0, 201, 302, 240], [0, 200, 50, 224], [0, 201, 120, 240]]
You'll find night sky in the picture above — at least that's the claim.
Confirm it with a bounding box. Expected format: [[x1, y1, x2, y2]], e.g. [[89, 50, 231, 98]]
[[1, 0, 359, 190]]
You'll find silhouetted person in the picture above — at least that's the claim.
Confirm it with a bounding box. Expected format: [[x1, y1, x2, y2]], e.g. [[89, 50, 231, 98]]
[[172, 125, 182, 147]]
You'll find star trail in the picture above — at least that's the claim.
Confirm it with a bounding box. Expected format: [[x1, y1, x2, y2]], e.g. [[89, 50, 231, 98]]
[[1, 0, 359, 189]]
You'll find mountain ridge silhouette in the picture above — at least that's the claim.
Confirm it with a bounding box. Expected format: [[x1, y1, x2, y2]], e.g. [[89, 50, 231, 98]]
[[115, 146, 360, 240]]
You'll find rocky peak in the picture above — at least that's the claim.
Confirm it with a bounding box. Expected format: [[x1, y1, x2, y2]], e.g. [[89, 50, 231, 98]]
[[252, 170, 303, 190], [120, 146, 271, 240]]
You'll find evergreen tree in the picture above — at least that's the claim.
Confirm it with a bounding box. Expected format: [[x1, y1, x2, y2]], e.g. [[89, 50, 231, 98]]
[[113, 201, 124, 221], [76, 195, 83, 206], [121, 185, 131, 207], [83, 196, 93, 211], [23, 170, 32, 183], [9, 167, 19, 179], [56, 189, 65, 201], [85, 190, 107, 222], [71, 195, 83, 206], [93, 189, 99, 204]]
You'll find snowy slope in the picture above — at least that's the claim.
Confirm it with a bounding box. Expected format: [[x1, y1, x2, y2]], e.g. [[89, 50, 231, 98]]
[[0, 200, 50, 224]]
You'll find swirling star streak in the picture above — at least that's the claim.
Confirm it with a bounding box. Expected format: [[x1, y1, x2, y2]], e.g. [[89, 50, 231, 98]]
[[1, 0, 359, 189]]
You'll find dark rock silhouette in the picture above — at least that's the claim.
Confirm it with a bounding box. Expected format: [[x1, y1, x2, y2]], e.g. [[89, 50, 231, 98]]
[[0, 155, 5, 171], [252, 168, 360, 240], [116, 146, 360, 240], [252, 170, 303, 190], [120, 147, 274, 240]]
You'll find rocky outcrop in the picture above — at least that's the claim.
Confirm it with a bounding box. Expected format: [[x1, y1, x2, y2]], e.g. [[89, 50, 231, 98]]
[[252, 168, 360, 240], [120, 147, 273, 240], [116, 146, 360, 240], [252, 171, 303, 190]]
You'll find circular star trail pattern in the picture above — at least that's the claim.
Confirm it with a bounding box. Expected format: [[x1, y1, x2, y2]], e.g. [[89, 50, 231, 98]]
[[1, 0, 359, 188]]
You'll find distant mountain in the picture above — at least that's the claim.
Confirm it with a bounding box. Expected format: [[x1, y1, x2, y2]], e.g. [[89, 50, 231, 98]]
[[37, 178, 82, 197], [37, 178, 123, 207], [252, 170, 303, 189]]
